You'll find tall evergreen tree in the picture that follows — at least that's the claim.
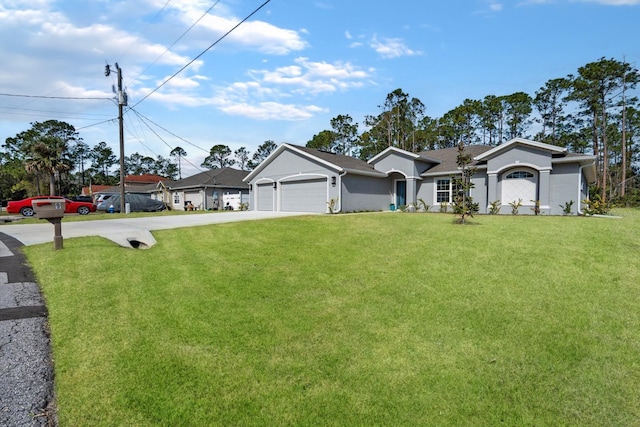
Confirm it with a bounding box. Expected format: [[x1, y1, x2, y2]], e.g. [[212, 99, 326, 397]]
[[170, 146, 187, 179]]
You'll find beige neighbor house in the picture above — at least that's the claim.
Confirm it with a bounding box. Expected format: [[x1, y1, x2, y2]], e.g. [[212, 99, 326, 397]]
[[166, 167, 249, 211]]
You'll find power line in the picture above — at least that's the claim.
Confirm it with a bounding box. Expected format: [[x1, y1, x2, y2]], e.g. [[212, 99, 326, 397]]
[[130, 108, 209, 153], [118, 0, 174, 64], [131, 109, 208, 175], [131, 0, 272, 109], [0, 93, 112, 100], [127, 0, 222, 88]]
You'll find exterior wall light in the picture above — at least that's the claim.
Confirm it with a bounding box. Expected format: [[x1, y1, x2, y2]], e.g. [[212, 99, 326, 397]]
[[273, 182, 277, 189], [331, 176, 337, 186]]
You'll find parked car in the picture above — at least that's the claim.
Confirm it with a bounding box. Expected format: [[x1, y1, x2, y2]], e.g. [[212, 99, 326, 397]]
[[71, 195, 94, 203], [6, 196, 97, 216], [96, 193, 167, 213], [95, 193, 116, 205]]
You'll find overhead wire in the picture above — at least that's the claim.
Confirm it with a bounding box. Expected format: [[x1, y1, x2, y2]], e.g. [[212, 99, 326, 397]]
[[131, 0, 272, 109], [129, 109, 209, 153], [131, 109, 209, 175], [126, 0, 222, 89], [117, 0, 173, 64]]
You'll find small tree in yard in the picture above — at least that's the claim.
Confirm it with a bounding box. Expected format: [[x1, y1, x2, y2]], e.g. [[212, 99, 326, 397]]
[[451, 141, 479, 224]]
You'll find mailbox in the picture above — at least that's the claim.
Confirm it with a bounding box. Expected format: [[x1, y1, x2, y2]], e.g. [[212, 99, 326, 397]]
[[32, 198, 66, 219]]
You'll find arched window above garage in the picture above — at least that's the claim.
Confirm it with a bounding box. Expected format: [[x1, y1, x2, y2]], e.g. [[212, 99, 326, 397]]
[[505, 171, 534, 179]]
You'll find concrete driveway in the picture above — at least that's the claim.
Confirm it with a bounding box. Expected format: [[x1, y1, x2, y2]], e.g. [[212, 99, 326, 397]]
[[0, 210, 311, 248]]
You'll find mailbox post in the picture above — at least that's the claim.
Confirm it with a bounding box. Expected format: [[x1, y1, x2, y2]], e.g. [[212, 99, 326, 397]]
[[32, 199, 65, 250]]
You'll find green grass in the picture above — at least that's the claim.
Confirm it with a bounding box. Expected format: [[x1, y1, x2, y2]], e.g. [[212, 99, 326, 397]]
[[24, 211, 640, 426]]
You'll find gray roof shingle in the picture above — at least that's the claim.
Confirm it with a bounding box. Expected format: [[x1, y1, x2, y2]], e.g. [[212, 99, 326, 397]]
[[419, 145, 493, 175], [170, 167, 249, 189], [288, 144, 385, 175]]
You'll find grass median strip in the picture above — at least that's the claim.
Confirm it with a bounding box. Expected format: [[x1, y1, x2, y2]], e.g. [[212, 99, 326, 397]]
[[25, 210, 640, 426]]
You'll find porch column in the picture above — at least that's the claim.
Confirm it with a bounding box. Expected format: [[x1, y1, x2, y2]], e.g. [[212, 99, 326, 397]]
[[539, 169, 551, 214], [407, 178, 417, 208], [487, 173, 498, 210]]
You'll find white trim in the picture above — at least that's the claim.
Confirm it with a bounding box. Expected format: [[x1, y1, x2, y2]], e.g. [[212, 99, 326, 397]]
[[367, 146, 441, 165], [280, 173, 329, 183], [244, 143, 341, 182], [474, 137, 567, 161], [434, 177, 453, 205], [384, 168, 408, 178], [488, 163, 551, 175]]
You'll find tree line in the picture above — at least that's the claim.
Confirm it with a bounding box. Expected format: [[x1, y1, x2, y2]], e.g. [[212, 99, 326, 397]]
[[0, 119, 279, 201], [307, 57, 639, 204], [2, 57, 638, 204]]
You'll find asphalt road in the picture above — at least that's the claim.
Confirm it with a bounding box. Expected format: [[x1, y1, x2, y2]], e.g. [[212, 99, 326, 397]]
[[0, 210, 311, 426]]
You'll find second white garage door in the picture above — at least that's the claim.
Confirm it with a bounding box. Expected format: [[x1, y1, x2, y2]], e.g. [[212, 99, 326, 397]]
[[281, 178, 328, 212]]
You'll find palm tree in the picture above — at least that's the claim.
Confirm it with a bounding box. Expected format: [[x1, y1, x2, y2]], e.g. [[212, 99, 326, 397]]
[[25, 136, 72, 195]]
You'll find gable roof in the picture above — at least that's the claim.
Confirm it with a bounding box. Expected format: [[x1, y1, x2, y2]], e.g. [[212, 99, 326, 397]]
[[368, 146, 441, 164], [473, 137, 566, 161], [244, 143, 386, 182], [171, 167, 249, 190], [420, 145, 493, 176]]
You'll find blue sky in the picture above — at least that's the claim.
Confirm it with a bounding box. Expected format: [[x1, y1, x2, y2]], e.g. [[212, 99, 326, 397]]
[[1, 0, 639, 177]]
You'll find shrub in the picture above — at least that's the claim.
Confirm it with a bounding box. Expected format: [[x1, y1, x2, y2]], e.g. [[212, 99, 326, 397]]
[[326, 198, 338, 214], [417, 198, 431, 213], [530, 199, 541, 215], [582, 195, 611, 216], [560, 200, 574, 215], [509, 199, 522, 215], [488, 200, 501, 215]]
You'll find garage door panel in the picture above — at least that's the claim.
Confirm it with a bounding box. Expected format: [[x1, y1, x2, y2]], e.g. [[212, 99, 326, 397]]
[[502, 177, 536, 205], [257, 183, 274, 211], [281, 179, 327, 212]]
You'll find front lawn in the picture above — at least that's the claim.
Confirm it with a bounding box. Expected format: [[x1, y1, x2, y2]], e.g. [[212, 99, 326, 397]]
[[25, 211, 640, 426]]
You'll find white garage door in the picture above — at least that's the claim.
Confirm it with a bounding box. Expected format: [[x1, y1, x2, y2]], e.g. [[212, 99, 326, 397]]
[[281, 178, 327, 212], [256, 183, 274, 211], [502, 171, 536, 205]]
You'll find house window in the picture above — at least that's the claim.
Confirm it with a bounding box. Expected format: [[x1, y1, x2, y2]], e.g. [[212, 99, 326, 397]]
[[506, 171, 534, 179], [173, 193, 180, 204], [436, 178, 451, 203]]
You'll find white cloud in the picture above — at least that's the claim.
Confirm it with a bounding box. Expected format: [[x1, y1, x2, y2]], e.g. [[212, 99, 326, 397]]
[[166, 2, 308, 55], [369, 35, 423, 59], [220, 102, 325, 121]]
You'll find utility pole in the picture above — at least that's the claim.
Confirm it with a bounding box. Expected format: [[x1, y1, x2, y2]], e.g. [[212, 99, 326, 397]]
[[621, 59, 627, 198], [105, 63, 127, 214]]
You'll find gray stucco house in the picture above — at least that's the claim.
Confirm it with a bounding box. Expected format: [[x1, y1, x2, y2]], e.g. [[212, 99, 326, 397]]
[[244, 138, 597, 215]]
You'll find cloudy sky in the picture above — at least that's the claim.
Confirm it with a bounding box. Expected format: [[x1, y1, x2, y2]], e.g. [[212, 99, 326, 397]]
[[1, 0, 639, 177]]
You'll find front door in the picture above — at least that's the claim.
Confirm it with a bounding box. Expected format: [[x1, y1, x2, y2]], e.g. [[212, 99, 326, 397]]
[[395, 180, 406, 207]]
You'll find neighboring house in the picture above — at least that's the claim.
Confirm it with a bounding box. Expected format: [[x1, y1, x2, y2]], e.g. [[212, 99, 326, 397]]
[[168, 167, 249, 210], [244, 138, 597, 215], [83, 175, 173, 201]]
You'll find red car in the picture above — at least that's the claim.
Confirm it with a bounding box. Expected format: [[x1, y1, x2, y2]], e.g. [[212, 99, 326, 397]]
[[7, 196, 97, 217]]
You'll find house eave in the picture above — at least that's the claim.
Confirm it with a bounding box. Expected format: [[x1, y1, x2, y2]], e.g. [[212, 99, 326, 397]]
[[368, 146, 441, 165], [474, 137, 567, 161], [244, 143, 342, 182], [342, 167, 388, 178]]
